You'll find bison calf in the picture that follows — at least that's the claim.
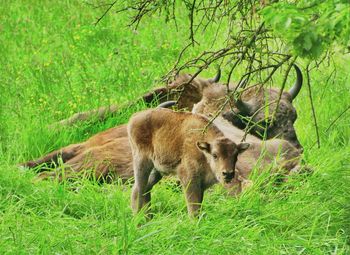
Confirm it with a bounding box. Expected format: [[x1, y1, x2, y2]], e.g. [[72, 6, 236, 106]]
[[127, 108, 249, 217]]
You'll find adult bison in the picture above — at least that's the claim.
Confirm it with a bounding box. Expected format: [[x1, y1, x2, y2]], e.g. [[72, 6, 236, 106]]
[[22, 66, 304, 184], [21, 111, 301, 195], [50, 71, 221, 128], [23, 125, 133, 182], [193, 65, 303, 150], [51, 65, 303, 149]]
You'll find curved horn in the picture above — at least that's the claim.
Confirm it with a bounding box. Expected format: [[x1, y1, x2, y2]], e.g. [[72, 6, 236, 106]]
[[208, 68, 221, 83], [288, 64, 303, 100], [157, 100, 177, 109]]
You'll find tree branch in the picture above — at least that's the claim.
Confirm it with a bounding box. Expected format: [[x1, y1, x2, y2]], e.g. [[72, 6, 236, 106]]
[[306, 63, 320, 148]]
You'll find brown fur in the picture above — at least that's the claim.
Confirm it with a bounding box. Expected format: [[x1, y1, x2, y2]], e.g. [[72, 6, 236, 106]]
[[127, 108, 249, 217], [168, 74, 215, 110], [22, 125, 133, 182]]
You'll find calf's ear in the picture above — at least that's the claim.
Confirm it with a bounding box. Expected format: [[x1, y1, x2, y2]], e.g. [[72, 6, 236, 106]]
[[197, 141, 211, 153], [237, 142, 250, 152]]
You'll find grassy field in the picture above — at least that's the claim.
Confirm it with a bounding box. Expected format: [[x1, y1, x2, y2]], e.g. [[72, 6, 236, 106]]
[[1, 1, 349, 254]]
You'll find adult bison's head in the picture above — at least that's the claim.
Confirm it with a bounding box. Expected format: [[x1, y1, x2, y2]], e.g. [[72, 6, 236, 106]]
[[224, 65, 303, 151], [167, 70, 221, 110]]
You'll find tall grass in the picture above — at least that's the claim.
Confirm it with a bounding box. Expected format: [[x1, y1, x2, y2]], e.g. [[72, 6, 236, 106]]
[[0, 1, 349, 254]]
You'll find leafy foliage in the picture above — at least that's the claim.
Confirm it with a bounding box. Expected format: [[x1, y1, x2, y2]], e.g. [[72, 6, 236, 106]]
[[261, 0, 350, 58], [92, 0, 350, 70]]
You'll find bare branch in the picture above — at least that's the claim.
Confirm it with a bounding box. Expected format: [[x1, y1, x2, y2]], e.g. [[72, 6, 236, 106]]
[[306, 63, 321, 148], [94, 0, 118, 26], [270, 57, 297, 123], [189, 0, 197, 46], [325, 105, 350, 133]]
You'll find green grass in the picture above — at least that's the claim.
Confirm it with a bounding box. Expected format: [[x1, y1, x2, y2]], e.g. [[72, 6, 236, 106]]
[[0, 1, 349, 254]]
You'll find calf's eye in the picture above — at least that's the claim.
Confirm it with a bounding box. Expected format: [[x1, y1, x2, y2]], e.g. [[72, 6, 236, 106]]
[[212, 154, 218, 160]]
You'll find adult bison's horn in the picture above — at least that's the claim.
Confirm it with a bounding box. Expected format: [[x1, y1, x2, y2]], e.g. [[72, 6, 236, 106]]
[[288, 64, 303, 100], [157, 101, 177, 108], [208, 68, 221, 83]]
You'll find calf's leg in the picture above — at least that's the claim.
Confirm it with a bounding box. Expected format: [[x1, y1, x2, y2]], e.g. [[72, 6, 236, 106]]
[[131, 155, 154, 215], [147, 169, 163, 189], [180, 174, 204, 217]]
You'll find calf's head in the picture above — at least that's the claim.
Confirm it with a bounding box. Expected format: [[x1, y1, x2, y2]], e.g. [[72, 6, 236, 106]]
[[197, 137, 250, 184]]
